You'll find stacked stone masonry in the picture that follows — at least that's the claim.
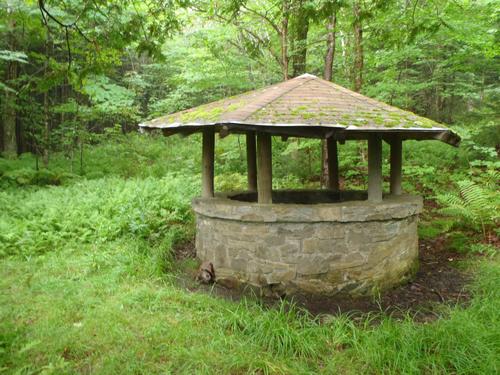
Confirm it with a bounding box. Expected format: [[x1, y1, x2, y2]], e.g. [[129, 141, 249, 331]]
[[193, 192, 423, 296]]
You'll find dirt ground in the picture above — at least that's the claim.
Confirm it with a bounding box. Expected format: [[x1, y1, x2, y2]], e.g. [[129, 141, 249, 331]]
[[173, 236, 472, 322]]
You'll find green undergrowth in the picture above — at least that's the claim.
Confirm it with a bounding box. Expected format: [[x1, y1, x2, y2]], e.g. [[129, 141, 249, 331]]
[[1, 169, 499, 374], [0, 176, 196, 261], [0, 135, 498, 373]]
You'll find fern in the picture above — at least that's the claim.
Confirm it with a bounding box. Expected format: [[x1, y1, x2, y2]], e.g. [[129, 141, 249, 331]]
[[438, 180, 499, 240], [484, 169, 500, 190]]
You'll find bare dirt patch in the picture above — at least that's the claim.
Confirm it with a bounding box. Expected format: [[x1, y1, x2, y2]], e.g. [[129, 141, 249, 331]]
[[173, 238, 196, 261], [294, 237, 471, 321], [172, 236, 472, 322]]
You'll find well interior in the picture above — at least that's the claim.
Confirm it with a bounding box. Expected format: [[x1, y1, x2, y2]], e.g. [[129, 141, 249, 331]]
[[229, 190, 367, 204], [193, 192, 423, 296]]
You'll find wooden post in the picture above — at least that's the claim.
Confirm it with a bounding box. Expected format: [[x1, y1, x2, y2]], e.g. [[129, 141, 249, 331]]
[[368, 135, 383, 202], [390, 137, 402, 195], [201, 129, 215, 198], [326, 137, 340, 191], [257, 133, 272, 204], [246, 132, 257, 192]]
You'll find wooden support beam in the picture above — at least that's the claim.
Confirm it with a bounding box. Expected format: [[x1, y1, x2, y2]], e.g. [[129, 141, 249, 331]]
[[326, 137, 340, 191], [257, 133, 272, 204], [246, 132, 257, 192], [368, 135, 383, 202], [201, 129, 215, 198], [390, 137, 403, 195]]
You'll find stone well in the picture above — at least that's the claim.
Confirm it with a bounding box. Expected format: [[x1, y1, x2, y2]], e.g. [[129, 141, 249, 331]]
[[193, 191, 423, 296], [140, 74, 459, 296]]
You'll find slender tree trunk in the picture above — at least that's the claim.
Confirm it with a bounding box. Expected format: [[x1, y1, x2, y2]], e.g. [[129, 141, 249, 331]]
[[323, 12, 337, 81], [281, 0, 290, 80], [60, 77, 67, 125], [42, 35, 52, 167], [340, 31, 350, 80], [291, 1, 309, 77], [2, 17, 18, 157], [353, 0, 363, 92], [321, 141, 328, 187], [2, 61, 18, 157], [42, 89, 49, 166]]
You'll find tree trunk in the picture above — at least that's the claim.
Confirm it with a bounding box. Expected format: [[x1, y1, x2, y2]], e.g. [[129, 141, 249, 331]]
[[321, 141, 328, 187], [281, 0, 290, 80], [2, 17, 18, 158], [42, 35, 53, 167], [340, 30, 350, 81], [2, 60, 18, 157], [291, 1, 309, 77], [323, 12, 337, 82], [353, 0, 363, 92], [42, 90, 50, 166]]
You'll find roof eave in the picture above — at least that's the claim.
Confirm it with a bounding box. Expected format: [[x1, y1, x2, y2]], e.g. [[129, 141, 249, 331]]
[[138, 121, 460, 146]]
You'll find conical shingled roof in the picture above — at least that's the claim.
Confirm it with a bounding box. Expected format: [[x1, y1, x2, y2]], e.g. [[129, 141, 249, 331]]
[[139, 74, 460, 146]]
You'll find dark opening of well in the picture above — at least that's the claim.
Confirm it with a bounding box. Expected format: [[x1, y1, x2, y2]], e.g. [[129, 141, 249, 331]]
[[229, 190, 367, 204]]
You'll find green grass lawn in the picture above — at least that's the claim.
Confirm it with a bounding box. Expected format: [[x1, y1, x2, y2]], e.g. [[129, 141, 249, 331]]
[[1, 173, 499, 374]]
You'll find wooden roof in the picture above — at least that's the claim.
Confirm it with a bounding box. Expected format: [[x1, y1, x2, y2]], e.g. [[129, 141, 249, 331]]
[[139, 74, 460, 146]]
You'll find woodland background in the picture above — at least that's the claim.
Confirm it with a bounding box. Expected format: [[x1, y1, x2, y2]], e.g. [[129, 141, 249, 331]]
[[1, 0, 498, 161]]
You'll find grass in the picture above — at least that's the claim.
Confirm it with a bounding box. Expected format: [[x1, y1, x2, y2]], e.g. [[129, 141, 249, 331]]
[[0, 136, 499, 374]]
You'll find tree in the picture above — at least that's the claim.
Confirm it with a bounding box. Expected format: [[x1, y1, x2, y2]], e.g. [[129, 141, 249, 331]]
[[0, 0, 183, 163], [1, 8, 23, 157], [352, 0, 363, 92], [290, 0, 312, 77]]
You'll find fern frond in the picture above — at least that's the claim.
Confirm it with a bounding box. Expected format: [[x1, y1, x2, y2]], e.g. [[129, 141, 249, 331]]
[[438, 193, 463, 207], [484, 169, 500, 189], [438, 180, 498, 236]]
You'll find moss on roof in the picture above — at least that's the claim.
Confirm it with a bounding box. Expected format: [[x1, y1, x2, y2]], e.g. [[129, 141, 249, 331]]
[[140, 74, 459, 145], [143, 74, 445, 130]]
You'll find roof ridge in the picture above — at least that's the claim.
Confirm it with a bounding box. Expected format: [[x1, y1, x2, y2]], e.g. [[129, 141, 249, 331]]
[[226, 75, 317, 122]]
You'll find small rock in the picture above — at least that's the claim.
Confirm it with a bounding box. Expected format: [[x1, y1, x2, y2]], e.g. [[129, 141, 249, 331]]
[[216, 276, 240, 289]]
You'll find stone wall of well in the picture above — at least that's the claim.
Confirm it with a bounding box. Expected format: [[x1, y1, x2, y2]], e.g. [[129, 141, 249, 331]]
[[193, 193, 423, 295]]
